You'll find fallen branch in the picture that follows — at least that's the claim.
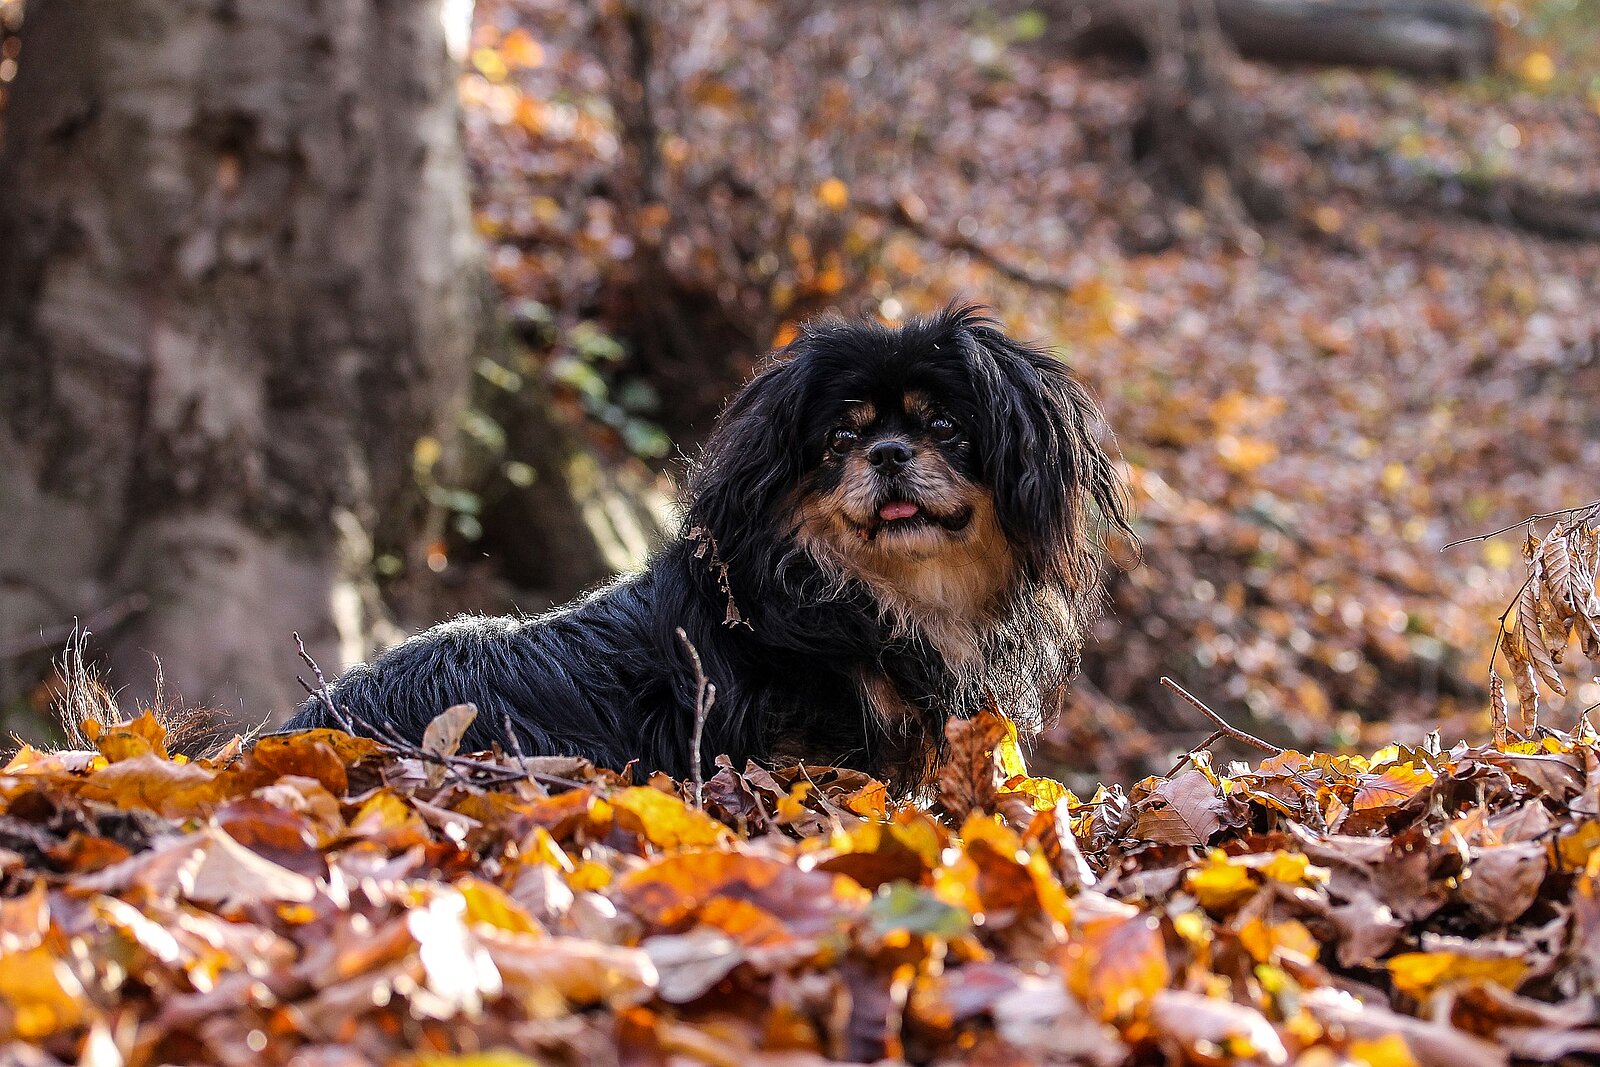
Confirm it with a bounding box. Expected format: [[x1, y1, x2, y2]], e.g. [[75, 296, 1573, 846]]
[[1159, 676, 1283, 755], [293, 631, 354, 736], [1064, 0, 1496, 79], [857, 197, 1078, 293], [292, 633, 581, 791], [1163, 729, 1225, 778], [1441, 498, 1600, 552]]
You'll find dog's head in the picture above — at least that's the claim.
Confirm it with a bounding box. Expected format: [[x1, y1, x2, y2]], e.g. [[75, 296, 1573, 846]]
[[687, 306, 1130, 662]]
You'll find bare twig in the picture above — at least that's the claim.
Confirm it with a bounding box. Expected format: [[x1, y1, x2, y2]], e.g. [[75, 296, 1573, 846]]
[[1163, 729, 1224, 779], [675, 626, 717, 809], [1440, 498, 1600, 552], [289, 632, 580, 791], [501, 709, 531, 778], [856, 197, 1077, 293], [293, 632, 355, 735], [1159, 677, 1283, 755]]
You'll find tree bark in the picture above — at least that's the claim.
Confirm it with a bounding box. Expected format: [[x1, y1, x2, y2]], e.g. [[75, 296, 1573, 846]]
[[0, 0, 480, 719], [1067, 0, 1497, 79]]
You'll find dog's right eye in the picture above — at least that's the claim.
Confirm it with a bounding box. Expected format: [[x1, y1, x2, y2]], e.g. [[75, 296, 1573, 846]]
[[828, 428, 858, 455]]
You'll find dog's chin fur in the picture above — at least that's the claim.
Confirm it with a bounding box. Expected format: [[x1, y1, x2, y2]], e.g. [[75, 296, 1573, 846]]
[[796, 485, 1012, 671], [283, 305, 1132, 796]]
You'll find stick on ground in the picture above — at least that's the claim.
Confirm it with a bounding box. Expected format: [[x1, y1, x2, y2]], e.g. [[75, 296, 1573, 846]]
[[1159, 676, 1283, 756]]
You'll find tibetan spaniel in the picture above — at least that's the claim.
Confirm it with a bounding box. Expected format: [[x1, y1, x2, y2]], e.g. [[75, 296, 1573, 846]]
[[284, 306, 1131, 794]]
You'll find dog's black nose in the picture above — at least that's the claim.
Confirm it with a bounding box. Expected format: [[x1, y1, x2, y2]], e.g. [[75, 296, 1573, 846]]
[[868, 440, 914, 471]]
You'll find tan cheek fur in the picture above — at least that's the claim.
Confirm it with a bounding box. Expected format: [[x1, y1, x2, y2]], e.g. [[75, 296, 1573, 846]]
[[793, 451, 1015, 668]]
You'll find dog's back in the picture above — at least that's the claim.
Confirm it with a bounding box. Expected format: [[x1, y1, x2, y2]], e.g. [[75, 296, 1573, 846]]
[[283, 571, 684, 773]]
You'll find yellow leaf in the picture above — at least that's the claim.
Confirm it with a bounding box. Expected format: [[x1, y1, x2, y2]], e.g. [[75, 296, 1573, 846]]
[[1520, 51, 1555, 84], [1000, 774, 1074, 812], [420, 1055, 544, 1067], [816, 178, 850, 211], [1257, 851, 1326, 887], [1187, 851, 1258, 912], [1350, 1035, 1421, 1067], [1238, 917, 1318, 966], [568, 859, 612, 892], [459, 877, 544, 935], [1558, 820, 1600, 869], [1387, 950, 1528, 999], [414, 435, 443, 469], [610, 787, 730, 849], [350, 790, 431, 849], [0, 946, 85, 1039], [775, 783, 813, 825], [471, 46, 508, 82], [995, 718, 1030, 779]]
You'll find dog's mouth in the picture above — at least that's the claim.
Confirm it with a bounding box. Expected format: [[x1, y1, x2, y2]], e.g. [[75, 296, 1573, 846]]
[[854, 500, 975, 542]]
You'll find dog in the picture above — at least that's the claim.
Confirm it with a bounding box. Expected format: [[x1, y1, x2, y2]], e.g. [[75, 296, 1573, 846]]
[[283, 306, 1131, 794]]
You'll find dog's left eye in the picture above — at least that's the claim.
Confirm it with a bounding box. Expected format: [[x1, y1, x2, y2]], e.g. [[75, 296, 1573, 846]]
[[928, 415, 960, 442], [828, 427, 858, 454]]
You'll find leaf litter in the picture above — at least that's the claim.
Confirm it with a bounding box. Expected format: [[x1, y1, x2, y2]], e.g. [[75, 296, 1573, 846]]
[[2, 698, 1598, 1065]]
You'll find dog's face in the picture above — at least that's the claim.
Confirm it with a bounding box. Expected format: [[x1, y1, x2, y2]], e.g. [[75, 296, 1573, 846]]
[[793, 381, 1015, 644], [688, 305, 1129, 656]]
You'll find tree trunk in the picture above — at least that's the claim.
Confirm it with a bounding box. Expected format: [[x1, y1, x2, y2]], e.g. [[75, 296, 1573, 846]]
[[0, 0, 480, 720], [1066, 0, 1497, 79]]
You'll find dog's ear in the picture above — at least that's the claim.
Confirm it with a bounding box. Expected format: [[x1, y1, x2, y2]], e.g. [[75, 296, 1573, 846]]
[[959, 313, 1133, 589], [685, 355, 811, 587]]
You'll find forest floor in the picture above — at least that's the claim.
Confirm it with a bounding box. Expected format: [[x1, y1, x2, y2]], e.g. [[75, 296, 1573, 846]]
[[4, 694, 1598, 1064], [4, 4, 1600, 1064], [457, 0, 1600, 787]]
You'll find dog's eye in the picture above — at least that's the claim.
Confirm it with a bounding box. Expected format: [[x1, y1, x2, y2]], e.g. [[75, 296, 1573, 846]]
[[928, 415, 960, 442], [828, 427, 858, 455]]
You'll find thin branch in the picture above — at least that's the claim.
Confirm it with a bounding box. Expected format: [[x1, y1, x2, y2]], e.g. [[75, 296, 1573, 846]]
[[1158, 677, 1282, 755], [1441, 498, 1600, 552], [1163, 729, 1224, 779], [856, 197, 1078, 293], [293, 632, 354, 735], [501, 709, 531, 779], [291, 632, 580, 791], [676, 626, 717, 809]]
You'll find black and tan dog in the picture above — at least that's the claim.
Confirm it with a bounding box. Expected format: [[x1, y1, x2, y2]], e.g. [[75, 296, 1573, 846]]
[[285, 306, 1131, 793]]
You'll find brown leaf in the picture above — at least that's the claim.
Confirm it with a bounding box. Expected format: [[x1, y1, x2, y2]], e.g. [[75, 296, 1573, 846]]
[[422, 703, 479, 787], [1067, 912, 1170, 1020], [641, 929, 745, 1003], [1131, 770, 1225, 846], [939, 711, 1011, 823], [185, 828, 319, 907], [1150, 990, 1288, 1065], [1460, 842, 1546, 927]]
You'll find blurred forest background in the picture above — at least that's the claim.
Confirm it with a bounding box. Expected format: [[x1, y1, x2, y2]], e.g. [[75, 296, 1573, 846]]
[[0, 0, 1596, 785]]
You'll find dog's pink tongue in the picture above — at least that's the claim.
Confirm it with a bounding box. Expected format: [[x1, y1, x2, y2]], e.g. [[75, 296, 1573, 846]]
[[879, 502, 920, 521]]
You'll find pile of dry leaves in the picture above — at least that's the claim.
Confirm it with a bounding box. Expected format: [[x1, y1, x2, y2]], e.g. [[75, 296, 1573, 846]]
[[2, 698, 1598, 1065]]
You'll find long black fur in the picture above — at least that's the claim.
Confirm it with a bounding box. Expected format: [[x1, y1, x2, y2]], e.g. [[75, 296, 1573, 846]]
[[282, 306, 1131, 793]]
